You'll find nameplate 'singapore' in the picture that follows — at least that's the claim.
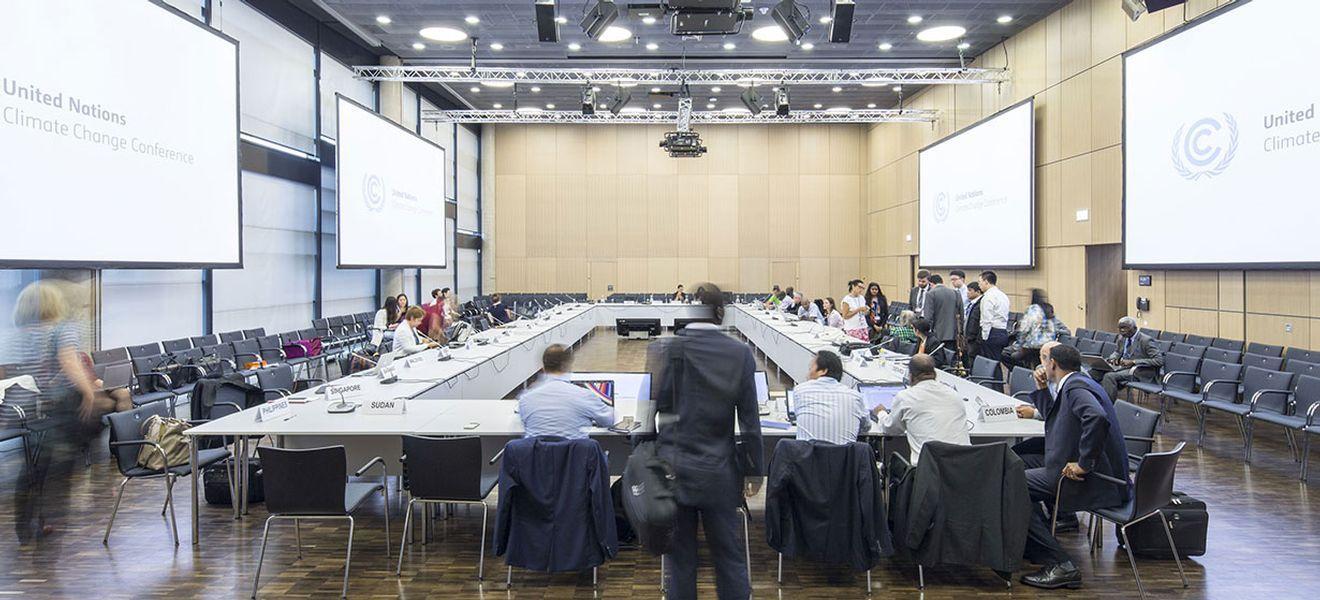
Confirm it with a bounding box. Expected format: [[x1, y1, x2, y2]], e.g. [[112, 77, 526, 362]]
[[323, 382, 365, 402]]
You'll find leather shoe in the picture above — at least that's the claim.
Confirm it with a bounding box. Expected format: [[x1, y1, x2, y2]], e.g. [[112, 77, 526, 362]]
[[1021, 562, 1082, 590], [1054, 517, 1080, 532]]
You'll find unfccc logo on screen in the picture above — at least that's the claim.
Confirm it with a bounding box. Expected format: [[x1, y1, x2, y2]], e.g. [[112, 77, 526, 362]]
[[1171, 113, 1238, 181], [363, 173, 386, 212], [934, 192, 950, 223]]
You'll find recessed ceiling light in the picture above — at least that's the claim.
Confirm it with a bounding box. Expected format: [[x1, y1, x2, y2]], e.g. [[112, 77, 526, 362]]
[[711, 86, 722, 93], [568, 42, 581, 51], [653, 103, 662, 108], [891, 85, 903, 92], [465, 15, 480, 24], [826, 107, 851, 113], [598, 26, 632, 43], [997, 15, 1014, 24], [878, 42, 893, 51], [642, 16, 657, 25], [867, 103, 876, 108], [723, 42, 737, 50], [621, 107, 647, 114], [469, 86, 480, 92], [493, 103, 502, 109], [546, 103, 556, 109], [801, 42, 815, 50], [708, 97, 718, 102], [957, 42, 971, 50], [616, 80, 638, 88], [752, 25, 789, 42], [376, 15, 391, 25], [706, 103, 716, 109], [600, 103, 607, 109], [831, 86, 842, 92], [646, 42, 659, 50], [516, 107, 543, 114], [412, 42, 426, 50], [917, 25, 967, 42], [819, 16, 832, 24], [907, 15, 923, 24], [481, 80, 514, 88], [861, 78, 892, 87], [813, 103, 823, 108], [592, 86, 602, 92], [420, 27, 468, 42], [650, 87, 661, 93], [531, 86, 542, 92], [555, 16, 567, 24], [490, 42, 504, 50]]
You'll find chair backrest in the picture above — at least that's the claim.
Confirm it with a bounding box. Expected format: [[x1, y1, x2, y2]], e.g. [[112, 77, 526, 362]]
[[1246, 342, 1284, 357], [1075, 328, 1095, 339], [218, 330, 245, 343], [256, 364, 295, 394], [130, 353, 169, 377], [1184, 334, 1213, 347], [1076, 338, 1105, 355], [1140, 328, 1162, 340], [1098, 341, 1118, 358], [1292, 375, 1320, 419], [1285, 359, 1320, 382], [1158, 331, 1185, 342], [1242, 367, 1295, 405], [1057, 333, 1077, 348], [1198, 360, 1243, 400], [1203, 347, 1242, 364], [1129, 442, 1184, 518], [1211, 338, 1244, 351], [1153, 340, 1173, 353], [1093, 331, 1120, 344], [1286, 347, 1320, 364], [1170, 343, 1206, 359], [190, 334, 219, 348], [201, 343, 235, 361], [971, 355, 999, 380], [128, 342, 161, 358], [162, 338, 192, 353], [1114, 400, 1160, 461], [257, 335, 283, 350], [298, 328, 318, 342], [313, 318, 330, 329], [1242, 353, 1285, 372], [401, 435, 487, 500], [1008, 366, 1036, 397], [242, 328, 266, 340], [232, 338, 260, 359], [258, 446, 348, 516], [92, 347, 130, 365], [106, 401, 172, 475], [1162, 352, 1201, 379], [278, 332, 301, 346]]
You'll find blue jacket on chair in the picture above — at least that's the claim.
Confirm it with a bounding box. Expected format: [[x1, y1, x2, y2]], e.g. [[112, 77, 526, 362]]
[[495, 436, 618, 572]]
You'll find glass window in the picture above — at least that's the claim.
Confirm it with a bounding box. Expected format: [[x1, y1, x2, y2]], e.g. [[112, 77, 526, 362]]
[[222, 0, 316, 153], [319, 52, 373, 140], [457, 125, 480, 231]]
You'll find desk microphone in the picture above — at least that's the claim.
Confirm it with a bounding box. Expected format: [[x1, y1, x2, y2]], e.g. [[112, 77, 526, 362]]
[[416, 331, 453, 361], [325, 388, 357, 414]]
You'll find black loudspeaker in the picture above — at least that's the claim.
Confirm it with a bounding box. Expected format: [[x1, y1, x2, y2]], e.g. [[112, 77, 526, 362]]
[[1146, 0, 1188, 11], [828, 0, 855, 43], [534, 0, 559, 43]]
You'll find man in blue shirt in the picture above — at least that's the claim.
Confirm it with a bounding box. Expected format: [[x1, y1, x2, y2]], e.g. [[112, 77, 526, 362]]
[[518, 344, 614, 439], [487, 294, 514, 325]]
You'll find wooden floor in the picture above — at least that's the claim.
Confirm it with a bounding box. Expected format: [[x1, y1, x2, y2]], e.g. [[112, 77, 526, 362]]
[[2, 328, 1318, 599]]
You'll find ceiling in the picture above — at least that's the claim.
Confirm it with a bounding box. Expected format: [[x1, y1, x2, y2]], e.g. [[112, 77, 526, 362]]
[[316, 1, 1070, 116]]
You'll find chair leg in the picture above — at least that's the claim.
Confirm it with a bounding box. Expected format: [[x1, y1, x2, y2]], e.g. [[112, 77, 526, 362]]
[[866, 569, 872, 594], [166, 474, 180, 546], [396, 500, 414, 575], [777, 552, 782, 584], [918, 564, 925, 590], [660, 555, 666, 591], [1196, 406, 1207, 447], [1157, 511, 1188, 589], [295, 519, 303, 560], [1241, 417, 1252, 463], [478, 502, 488, 580], [740, 507, 751, 584], [103, 477, 130, 544], [1284, 429, 1299, 462], [506, 565, 512, 587], [342, 516, 355, 599], [1302, 434, 1312, 482], [1118, 524, 1147, 600], [592, 566, 598, 588], [252, 516, 274, 599], [381, 484, 391, 558]]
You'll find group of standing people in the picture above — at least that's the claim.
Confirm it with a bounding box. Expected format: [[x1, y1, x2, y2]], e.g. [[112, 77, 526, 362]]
[[369, 288, 461, 353]]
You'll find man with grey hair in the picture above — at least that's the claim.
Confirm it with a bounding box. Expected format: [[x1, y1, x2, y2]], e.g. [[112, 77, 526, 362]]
[[1100, 317, 1163, 401]]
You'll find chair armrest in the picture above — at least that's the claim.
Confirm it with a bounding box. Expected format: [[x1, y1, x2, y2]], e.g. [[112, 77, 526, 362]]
[[353, 456, 387, 478], [1088, 471, 1128, 486], [136, 371, 175, 389], [234, 352, 261, 365], [294, 377, 325, 389], [1124, 435, 1156, 443], [1307, 402, 1320, 427], [1161, 370, 1197, 387], [488, 447, 506, 465], [1012, 391, 1032, 401], [1249, 388, 1294, 412], [262, 389, 292, 400], [0, 402, 28, 425], [970, 377, 1006, 390], [1200, 378, 1242, 401], [109, 439, 170, 471]]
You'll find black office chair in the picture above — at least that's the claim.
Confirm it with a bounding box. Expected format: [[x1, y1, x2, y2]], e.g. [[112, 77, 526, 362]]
[[1152, 339, 1174, 353], [1205, 367, 1293, 459], [1075, 328, 1095, 340], [255, 364, 322, 400], [1114, 400, 1160, 471], [1242, 353, 1284, 371], [968, 355, 1005, 391], [252, 445, 390, 599], [1183, 334, 1213, 347], [395, 435, 498, 578], [219, 330, 246, 344], [1057, 334, 1077, 348], [1083, 443, 1189, 600], [190, 334, 219, 348], [242, 328, 266, 340], [129, 353, 179, 412], [1008, 366, 1036, 400], [1157, 331, 1185, 343], [162, 337, 192, 354], [1211, 338, 1244, 352], [1246, 342, 1283, 357], [127, 342, 162, 359], [1248, 374, 1320, 480], [104, 402, 232, 546], [1203, 347, 1242, 364], [1076, 338, 1105, 356], [1169, 343, 1207, 359], [92, 347, 130, 366]]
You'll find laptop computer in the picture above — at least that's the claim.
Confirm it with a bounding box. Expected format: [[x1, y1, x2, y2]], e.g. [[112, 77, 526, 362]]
[[858, 383, 906, 413], [97, 362, 133, 391]]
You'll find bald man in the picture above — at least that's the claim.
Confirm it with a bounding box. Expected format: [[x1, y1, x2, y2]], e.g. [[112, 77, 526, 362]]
[[1100, 317, 1163, 402], [873, 354, 970, 464]]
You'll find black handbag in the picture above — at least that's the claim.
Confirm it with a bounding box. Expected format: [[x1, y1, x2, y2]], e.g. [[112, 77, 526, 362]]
[[621, 440, 678, 555], [204, 458, 263, 505], [1115, 491, 1208, 558]]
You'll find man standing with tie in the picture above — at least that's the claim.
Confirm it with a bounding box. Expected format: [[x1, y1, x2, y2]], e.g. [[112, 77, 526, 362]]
[[1101, 317, 1164, 401], [962, 282, 983, 368], [908, 270, 931, 313], [921, 274, 963, 356]]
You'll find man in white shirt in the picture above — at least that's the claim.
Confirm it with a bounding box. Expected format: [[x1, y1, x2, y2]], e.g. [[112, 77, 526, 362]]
[[518, 344, 615, 439], [780, 289, 799, 313], [840, 279, 870, 341], [978, 270, 1012, 366], [872, 354, 970, 464], [798, 295, 824, 324], [792, 350, 869, 445]]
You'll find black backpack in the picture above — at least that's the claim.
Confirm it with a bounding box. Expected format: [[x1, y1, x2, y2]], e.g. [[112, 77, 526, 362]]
[[621, 440, 678, 555]]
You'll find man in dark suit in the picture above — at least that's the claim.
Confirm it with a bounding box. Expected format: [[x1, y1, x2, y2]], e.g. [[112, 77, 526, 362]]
[[962, 282, 983, 368], [921, 274, 963, 355], [646, 285, 763, 600], [1014, 344, 1131, 590], [1101, 316, 1164, 402], [908, 269, 931, 313]]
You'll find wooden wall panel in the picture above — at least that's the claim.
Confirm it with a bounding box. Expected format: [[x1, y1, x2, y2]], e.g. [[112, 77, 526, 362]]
[[616, 174, 648, 259], [586, 175, 619, 259], [525, 174, 557, 257], [555, 175, 587, 258], [646, 175, 678, 257]]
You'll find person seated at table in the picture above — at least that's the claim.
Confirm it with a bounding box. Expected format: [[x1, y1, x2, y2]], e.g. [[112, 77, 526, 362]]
[[913, 317, 937, 355], [518, 344, 615, 439], [370, 296, 401, 349], [822, 297, 845, 329], [394, 306, 439, 355], [672, 284, 687, 303], [792, 350, 870, 445], [890, 310, 919, 344], [487, 293, 514, 325], [872, 354, 969, 464], [779, 290, 800, 314], [763, 285, 784, 309], [798, 294, 824, 323]]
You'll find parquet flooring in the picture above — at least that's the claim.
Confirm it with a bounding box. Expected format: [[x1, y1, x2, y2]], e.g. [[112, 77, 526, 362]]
[[0, 329, 1316, 599]]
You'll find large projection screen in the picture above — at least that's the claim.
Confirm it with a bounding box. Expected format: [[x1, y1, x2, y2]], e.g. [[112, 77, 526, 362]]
[[1125, 0, 1320, 269], [919, 99, 1035, 269], [336, 96, 448, 269], [0, 0, 241, 268]]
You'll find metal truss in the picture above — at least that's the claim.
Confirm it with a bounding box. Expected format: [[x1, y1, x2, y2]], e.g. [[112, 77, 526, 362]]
[[421, 108, 938, 125], [355, 65, 1006, 86]]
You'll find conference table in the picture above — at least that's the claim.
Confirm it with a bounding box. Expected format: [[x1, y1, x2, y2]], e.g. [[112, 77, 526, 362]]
[[184, 301, 1042, 543]]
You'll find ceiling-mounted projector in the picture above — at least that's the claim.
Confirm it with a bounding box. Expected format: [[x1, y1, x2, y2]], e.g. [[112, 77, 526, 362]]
[[659, 130, 707, 158], [660, 0, 753, 36]]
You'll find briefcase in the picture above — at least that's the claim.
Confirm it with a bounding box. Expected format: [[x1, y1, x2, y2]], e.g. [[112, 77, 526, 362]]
[[621, 440, 677, 555], [1115, 492, 1207, 558], [204, 458, 264, 505]]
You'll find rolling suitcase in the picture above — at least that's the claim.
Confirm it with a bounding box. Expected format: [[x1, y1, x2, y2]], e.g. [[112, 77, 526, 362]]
[[1115, 491, 1207, 558]]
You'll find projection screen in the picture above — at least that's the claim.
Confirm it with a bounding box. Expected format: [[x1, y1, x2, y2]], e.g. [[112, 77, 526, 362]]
[[1125, 0, 1320, 268], [918, 99, 1035, 269], [0, 0, 241, 268]]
